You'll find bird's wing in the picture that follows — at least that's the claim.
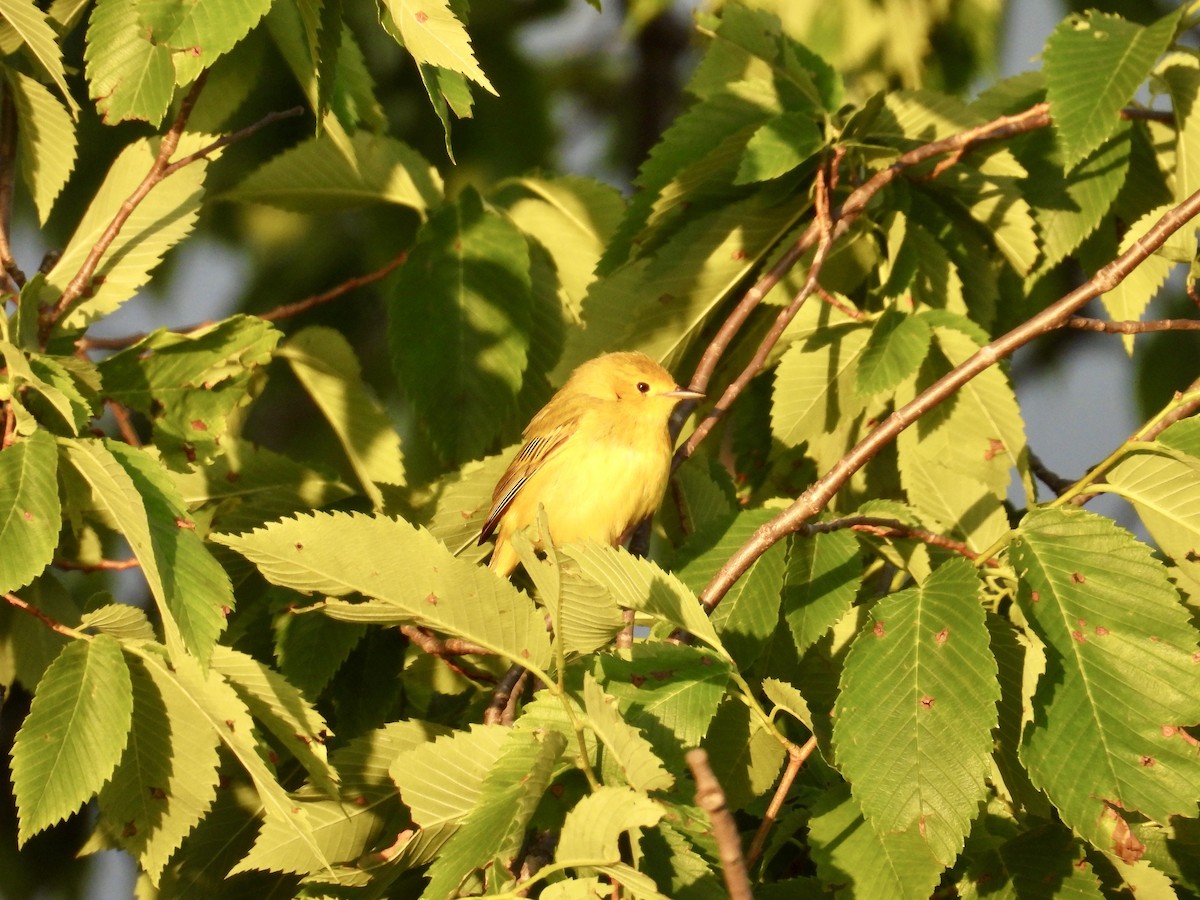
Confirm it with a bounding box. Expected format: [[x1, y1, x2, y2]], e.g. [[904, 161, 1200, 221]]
[[477, 396, 593, 544]]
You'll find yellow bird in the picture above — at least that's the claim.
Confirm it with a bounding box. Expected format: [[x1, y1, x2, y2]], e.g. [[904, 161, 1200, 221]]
[[480, 351, 703, 577]]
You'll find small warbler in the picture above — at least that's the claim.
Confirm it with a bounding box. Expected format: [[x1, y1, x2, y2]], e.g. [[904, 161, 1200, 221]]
[[480, 351, 703, 576]]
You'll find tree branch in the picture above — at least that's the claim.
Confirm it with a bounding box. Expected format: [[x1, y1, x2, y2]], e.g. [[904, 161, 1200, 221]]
[[1065, 315, 1200, 333], [701, 185, 1200, 611], [746, 735, 818, 869], [686, 748, 753, 900], [4, 591, 87, 640]]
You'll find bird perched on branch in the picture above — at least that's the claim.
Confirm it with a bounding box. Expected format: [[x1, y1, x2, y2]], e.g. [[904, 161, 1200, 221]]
[[479, 351, 704, 577]]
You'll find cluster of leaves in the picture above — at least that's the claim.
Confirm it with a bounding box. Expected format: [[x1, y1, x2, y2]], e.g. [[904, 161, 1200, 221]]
[[1, 0, 1199, 898]]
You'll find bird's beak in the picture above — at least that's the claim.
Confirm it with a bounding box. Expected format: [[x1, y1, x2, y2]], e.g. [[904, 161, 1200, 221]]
[[663, 387, 705, 401]]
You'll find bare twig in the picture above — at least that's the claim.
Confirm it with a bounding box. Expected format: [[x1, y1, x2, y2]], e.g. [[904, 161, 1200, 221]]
[[746, 736, 818, 869], [399, 623, 498, 683], [161, 105, 304, 178], [40, 75, 211, 341], [4, 592, 86, 640], [107, 400, 142, 446], [78, 252, 408, 352], [1066, 316, 1200, 333], [1028, 450, 1075, 496], [686, 748, 754, 900], [54, 557, 140, 572], [676, 159, 837, 466], [812, 515, 998, 566], [701, 185, 1200, 611], [2, 400, 15, 449], [484, 663, 528, 726]]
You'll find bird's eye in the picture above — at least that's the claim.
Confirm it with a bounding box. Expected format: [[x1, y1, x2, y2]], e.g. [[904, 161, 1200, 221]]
[[636, 382, 650, 394]]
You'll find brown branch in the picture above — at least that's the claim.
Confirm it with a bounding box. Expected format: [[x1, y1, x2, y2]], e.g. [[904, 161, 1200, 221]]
[[676, 159, 837, 466], [701, 184, 1200, 611], [813, 515, 998, 566], [2, 400, 15, 449], [78, 252, 408, 352], [746, 735, 818, 869], [399, 624, 498, 683], [1119, 107, 1174, 124], [1065, 316, 1200, 333], [1028, 450, 1075, 497], [484, 663, 528, 726], [0, 83, 23, 291], [161, 105, 304, 178], [680, 103, 1051, 456], [686, 748, 753, 900], [816, 285, 866, 320], [54, 557, 140, 572], [1142, 379, 1200, 443], [4, 592, 83, 639], [107, 399, 142, 446], [39, 74, 210, 342]]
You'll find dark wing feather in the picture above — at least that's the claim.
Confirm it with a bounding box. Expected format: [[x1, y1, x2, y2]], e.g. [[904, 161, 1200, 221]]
[[477, 419, 576, 543]]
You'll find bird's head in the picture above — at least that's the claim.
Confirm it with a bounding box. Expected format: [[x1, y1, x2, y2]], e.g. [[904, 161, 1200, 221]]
[[567, 351, 704, 413]]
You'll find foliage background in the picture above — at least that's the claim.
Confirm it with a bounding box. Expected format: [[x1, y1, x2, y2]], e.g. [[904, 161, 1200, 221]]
[[1, 0, 1199, 897]]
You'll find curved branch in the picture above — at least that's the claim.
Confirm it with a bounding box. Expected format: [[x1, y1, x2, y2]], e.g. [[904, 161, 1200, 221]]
[[701, 186, 1200, 611]]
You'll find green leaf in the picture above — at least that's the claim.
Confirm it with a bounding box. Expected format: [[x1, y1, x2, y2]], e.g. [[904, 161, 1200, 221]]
[[1159, 52, 1200, 204], [419, 446, 514, 565], [379, 0, 495, 94], [782, 526, 861, 655], [0, 430, 60, 594], [564, 195, 801, 373], [99, 316, 281, 468], [169, 438, 354, 538], [676, 509, 785, 672], [807, 783, 945, 900], [0, 0, 75, 111], [222, 130, 442, 214], [95, 652, 220, 882], [60, 438, 232, 663], [133, 0, 273, 86], [1044, 8, 1180, 169], [389, 188, 532, 464], [421, 729, 566, 900], [735, 110, 824, 184], [213, 511, 553, 674], [78, 603, 156, 643], [959, 820, 1104, 899], [391, 723, 504, 827], [1013, 507, 1200, 849], [1095, 204, 1188, 354], [279, 326, 406, 509], [418, 63, 473, 159], [597, 643, 730, 762], [210, 646, 338, 799], [84, 0, 174, 124], [135, 650, 333, 877], [1024, 124, 1131, 276], [856, 307, 933, 398], [701, 697, 786, 810], [583, 674, 674, 793], [45, 134, 212, 334], [6, 68, 76, 224], [833, 559, 999, 865], [1107, 446, 1200, 597], [556, 786, 664, 865], [560, 542, 727, 659], [11, 635, 132, 844]]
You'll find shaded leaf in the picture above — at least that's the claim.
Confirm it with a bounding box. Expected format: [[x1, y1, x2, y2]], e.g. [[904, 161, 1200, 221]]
[[0, 430, 60, 595]]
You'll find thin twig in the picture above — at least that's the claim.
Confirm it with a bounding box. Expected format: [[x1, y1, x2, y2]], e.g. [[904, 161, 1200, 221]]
[[484, 663, 528, 726], [682, 103, 1051, 404], [2, 401, 15, 449], [0, 82, 24, 291], [746, 736, 817, 869], [1065, 316, 1200, 333], [1028, 450, 1075, 496], [40, 74, 211, 342], [54, 557, 140, 572], [161, 106, 304, 178], [78, 252, 408, 352], [107, 400, 142, 446], [686, 748, 754, 900], [810, 515, 998, 566], [701, 184, 1200, 611], [676, 159, 837, 466], [4, 592, 86, 640]]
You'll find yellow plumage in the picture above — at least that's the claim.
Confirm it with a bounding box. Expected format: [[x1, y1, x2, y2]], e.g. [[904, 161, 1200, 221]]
[[480, 351, 703, 577]]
